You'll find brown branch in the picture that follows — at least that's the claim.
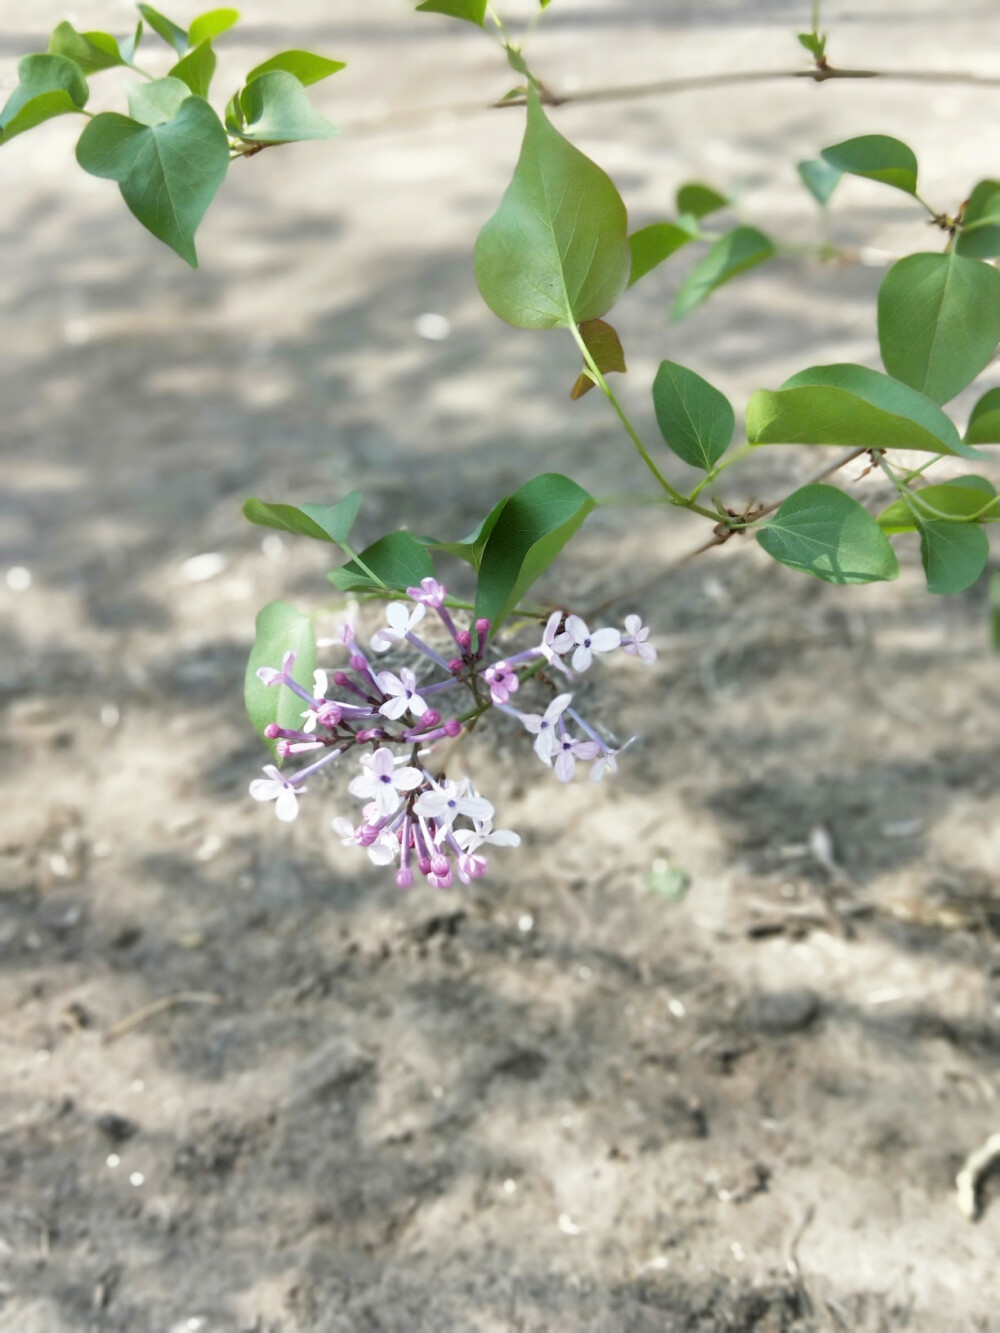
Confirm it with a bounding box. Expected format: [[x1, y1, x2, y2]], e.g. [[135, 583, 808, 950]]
[[585, 447, 869, 619]]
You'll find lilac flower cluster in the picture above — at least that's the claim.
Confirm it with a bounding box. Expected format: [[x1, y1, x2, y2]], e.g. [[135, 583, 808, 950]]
[[250, 578, 656, 888]]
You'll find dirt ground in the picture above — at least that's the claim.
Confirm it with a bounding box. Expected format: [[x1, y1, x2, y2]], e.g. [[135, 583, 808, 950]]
[[3, 2, 1000, 1330]]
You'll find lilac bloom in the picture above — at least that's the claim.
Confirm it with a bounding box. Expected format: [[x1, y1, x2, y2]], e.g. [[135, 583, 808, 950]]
[[256, 650, 297, 687], [539, 612, 574, 669], [370, 601, 427, 653], [348, 747, 423, 817], [621, 614, 656, 664], [406, 577, 447, 608], [415, 778, 494, 829], [249, 764, 302, 822], [519, 693, 572, 765], [563, 615, 621, 672], [483, 660, 519, 705], [376, 667, 429, 720], [553, 735, 602, 783]]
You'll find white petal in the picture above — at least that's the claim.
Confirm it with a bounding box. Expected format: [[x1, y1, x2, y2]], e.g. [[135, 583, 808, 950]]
[[457, 794, 494, 822], [571, 644, 593, 672], [385, 602, 411, 633], [520, 712, 543, 735], [590, 627, 622, 653], [331, 817, 355, 839], [554, 750, 575, 782], [370, 629, 395, 653], [376, 670, 405, 696], [379, 695, 409, 720], [564, 614, 589, 645], [623, 615, 641, 637], [370, 747, 396, 778], [393, 766, 423, 792], [348, 774, 377, 801], [544, 693, 573, 723], [637, 642, 658, 663], [367, 836, 397, 866], [313, 669, 328, 696], [573, 740, 602, 760], [485, 828, 520, 847], [408, 693, 429, 718], [374, 784, 401, 817], [274, 787, 299, 822], [249, 779, 280, 802], [533, 731, 555, 765]]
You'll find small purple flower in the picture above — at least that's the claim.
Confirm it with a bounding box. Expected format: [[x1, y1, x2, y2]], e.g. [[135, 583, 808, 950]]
[[563, 615, 621, 672], [519, 693, 572, 765], [249, 764, 302, 822], [376, 667, 429, 720], [348, 747, 423, 817], [370, 601, 427, 653], [539, 612, 574, 670], [406, 577, 447, 608], [621, 614, 656, 664], [256, 650, 297, 687], [483, 660, 519, 705]]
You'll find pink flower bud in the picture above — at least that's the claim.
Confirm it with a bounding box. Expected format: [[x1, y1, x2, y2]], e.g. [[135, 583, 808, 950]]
[[448, 657, 464, 674], [396, 867, 414, 889], [443, 718, 462, 737], [333, 671, 350, 687], [456, 629, 472, 650], [275, 740, 291, 759], [349, 654, 368, 672], [431, 854, 449, 877], [475, 618, 490, 638], [359, 823, 380, 846], [419, 709, 441, 729], [418, 856, 432, 875], [264, 723, 281, 739]]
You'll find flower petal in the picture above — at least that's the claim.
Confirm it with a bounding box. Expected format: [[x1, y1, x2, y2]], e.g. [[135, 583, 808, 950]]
[[249, 779, 280, 802], [554, 750, 575, 782], [564, 614, 589, 645], [590, 627, 622, 653], [571, 644, 592, 672], [274, 787, 299, 821]]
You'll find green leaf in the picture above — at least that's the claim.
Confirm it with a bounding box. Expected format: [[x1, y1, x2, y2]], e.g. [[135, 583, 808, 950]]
[[627, 221, 694, 287], [121, 21, 144, 65], [475, 91, 631, 330], [965, 388, 1000, 444], [415, 0, 487, 23], [747, 363, 980, 459], [137, 4, 188, 56], [570, 318, 626, 400], [757, 484, 899, 585], [652, 360, 734, 471], [956, 180, 1000, 259], [424, 500, 508, 568], [188, 8, 239, 45], [918, 519, 990, 594], [48, 22, 123, 74], [675, 182, 727, 219], [878, 477, 998, 534], [329, 532, 433, 594], [245, 50, 345, 87], [75, 98, 229, 267], [245, 601, 316, 753], [820, 134, 917, 195], [797, 31, 826, 60], [798, 157, 841, 206], [474, 474, 595, 633], [0, 55, 89, 144], [169, 42, 217, 97], [126, 76, 190, 126], [243, 493, 363, 545], [877, 252, 1000, 404], [237, 71, 337, 142], [672, 226, 775, 319]]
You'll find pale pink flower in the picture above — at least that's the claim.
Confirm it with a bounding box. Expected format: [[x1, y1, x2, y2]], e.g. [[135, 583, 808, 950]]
[[370, 601, 426, 653], [621, 614, 656, 664], [249, 764, 301, 822], [348, 747, 422, 816], [483, 660, 519, 705], [376, 667, 429, 720], [406, 577, 447, 608], [553, 735, 601, 782], [519, 693, 572, 765], [562, 615, 621, 672]]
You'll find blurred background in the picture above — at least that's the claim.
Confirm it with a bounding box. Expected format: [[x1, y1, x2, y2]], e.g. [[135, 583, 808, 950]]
[[2, 2, 1000, 1329]]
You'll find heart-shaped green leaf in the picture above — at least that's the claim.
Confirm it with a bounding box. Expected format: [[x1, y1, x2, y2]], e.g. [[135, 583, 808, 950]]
[[653, 360, 734, 471], [955, 179, 1000, 259], [169, 42, 217, 97], [127, 76, 190, 126], [76, 97, 229, 267], [820, 134, 917, 195], [918, 519, 990, 594], [0, 55, 89, 144], [243, 493, 363, 546], [237, 71, 337, 142], [798, 157, 841, 206], [672, 226, 775, 319], [188, 8, 239, 45], [757, 484, 899, 585], [48, 22, 124, 74], [415, 0, 487, 24], [245, 601, 317, 752], [473, 474, 595, 633], [329, 532, 433, 594], [475, 91, 631, 330], [747, 363, 979, 459], [965, 387, 1000, 444], [137, 4, 188, 56], [627, 221, 694, 287], [878, 476, 998, 533], [878, 252, 1000, 404], [245, 50, 345, 86], [675, 182, 727, 219]]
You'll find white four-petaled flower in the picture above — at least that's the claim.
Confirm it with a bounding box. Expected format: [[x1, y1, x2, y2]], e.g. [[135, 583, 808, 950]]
[[348, 747, 423, 816], [415, 777, 494, 829], [376, 667, 429, 720], [332, 816, 397, 865], [553, 735, 601, 782], [519, 693, 573, 765], [622, 614, 656, 664], [249, 764, 301, 822], [562, 615, 621, 672], [370, 601, 426, 653]]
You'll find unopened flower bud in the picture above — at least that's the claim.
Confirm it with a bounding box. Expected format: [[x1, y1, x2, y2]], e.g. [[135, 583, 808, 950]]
[[264, 723, 282, 739], [448, 657, 464, 674], [431, 853, 449, 877], [456, 629, 472, 651], [419, 709, 441, 729], [275, 739, 291, 759], [349, 654, 368, 673], [396, 867, 414, 889], [359, 823, 380, 846], [333, 671, 350, 687], [443, 718, 462, 737], [475, 618, 490, 639], [418, 856, 432, 875]]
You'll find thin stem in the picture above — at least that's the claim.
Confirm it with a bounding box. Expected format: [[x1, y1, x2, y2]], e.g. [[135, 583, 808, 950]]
[[568, 323, 720, 521], [337, 541, 387, 590], [914, 191, 941, 219], [125, 61, 156, 81]]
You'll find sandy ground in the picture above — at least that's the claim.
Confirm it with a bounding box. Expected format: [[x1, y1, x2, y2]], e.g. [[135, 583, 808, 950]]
[[2, 2, 1000, 1329]]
